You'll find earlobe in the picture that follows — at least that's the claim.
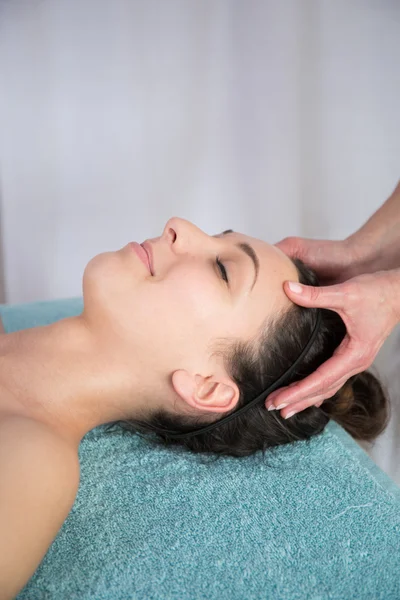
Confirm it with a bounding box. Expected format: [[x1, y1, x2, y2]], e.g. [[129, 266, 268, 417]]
[[171, 369, 239, 414]]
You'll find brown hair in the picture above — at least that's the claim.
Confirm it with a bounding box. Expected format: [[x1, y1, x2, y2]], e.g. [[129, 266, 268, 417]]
[[105, 258, 390, 458]]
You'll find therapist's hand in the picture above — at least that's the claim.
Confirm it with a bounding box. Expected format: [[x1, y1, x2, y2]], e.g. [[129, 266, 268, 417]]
[[264, 270, 400, 417], [274, 236, 368, 285]]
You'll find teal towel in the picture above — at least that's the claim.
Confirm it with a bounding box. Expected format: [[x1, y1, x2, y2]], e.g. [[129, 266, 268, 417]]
[[0, 298, 399, 600]]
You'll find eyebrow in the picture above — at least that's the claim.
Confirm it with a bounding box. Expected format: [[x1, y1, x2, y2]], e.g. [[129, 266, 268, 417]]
[[216, 229, 260, 291]]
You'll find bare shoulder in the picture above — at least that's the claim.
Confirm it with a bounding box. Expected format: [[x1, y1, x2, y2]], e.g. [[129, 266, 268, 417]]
[[0, 416, 80, 599], [0, 415, 80, 499], [0, 414, 79, 473]]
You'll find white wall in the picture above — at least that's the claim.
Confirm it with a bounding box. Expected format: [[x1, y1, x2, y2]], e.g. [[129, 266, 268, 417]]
[[0, 0, 399, 303]]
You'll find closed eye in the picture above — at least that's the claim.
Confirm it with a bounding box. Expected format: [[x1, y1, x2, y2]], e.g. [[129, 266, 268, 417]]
[[216, 256, 229, 283]]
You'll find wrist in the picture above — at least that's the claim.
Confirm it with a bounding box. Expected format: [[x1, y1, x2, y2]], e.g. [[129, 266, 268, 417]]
[[384, 268, 400, 324], [343, 231, 384, 277]]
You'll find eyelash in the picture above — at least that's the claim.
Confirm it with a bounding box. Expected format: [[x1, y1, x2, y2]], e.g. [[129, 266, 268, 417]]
[[216, 256, 229, 283]]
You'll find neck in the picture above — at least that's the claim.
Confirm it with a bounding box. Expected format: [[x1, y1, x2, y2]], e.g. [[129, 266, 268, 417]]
[[0, 316, 152, 446]]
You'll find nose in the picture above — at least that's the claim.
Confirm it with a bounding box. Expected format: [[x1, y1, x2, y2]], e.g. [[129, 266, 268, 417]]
[[162, 217, 210, 254]]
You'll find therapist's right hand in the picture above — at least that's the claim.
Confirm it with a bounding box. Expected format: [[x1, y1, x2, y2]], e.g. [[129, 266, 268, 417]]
[[274, 235, 370, 285], [264, 270, 400, 417]]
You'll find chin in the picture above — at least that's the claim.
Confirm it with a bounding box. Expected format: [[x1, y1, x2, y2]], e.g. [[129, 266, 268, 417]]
[[82, 248, 142, 321], [82, 251, 123, 305]]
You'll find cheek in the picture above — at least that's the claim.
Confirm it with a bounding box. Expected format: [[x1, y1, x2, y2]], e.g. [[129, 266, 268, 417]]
[[141, 269, 229, 348], [164, 268, 225, 322], [83, 257, 231, 365]]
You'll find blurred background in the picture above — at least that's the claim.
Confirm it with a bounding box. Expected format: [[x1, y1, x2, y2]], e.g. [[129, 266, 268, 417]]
[[0, 0, 399, 482]]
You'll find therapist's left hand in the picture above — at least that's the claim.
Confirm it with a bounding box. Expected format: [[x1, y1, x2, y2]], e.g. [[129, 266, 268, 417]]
[[264, 270, 400, 418]]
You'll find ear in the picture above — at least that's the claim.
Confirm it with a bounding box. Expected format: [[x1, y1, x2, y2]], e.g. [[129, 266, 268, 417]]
[[171, 369, 239, 414]]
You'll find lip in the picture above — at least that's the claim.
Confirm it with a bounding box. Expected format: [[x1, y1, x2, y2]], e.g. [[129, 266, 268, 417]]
[[130, 242, 153, 275], [141, 241, 154, 275]]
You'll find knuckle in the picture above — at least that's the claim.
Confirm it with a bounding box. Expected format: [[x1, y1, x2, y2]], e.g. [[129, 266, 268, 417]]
[[308, 286, 321, 302], [352, 346, 371, 367], [312, 380, 333, 398], [344, 280, 362, 304], [358, 348, 369, 364]]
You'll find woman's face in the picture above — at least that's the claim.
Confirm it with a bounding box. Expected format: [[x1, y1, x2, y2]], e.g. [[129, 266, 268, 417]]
[[82, 217, 299, 416]]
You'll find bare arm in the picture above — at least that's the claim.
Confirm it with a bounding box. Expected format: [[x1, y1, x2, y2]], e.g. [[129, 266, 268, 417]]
[[0, 417, 80, 599], [347, 180, 400, 274]]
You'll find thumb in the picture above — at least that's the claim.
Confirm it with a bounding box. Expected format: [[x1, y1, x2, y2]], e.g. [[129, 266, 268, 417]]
[[283, 280, 346, 311]]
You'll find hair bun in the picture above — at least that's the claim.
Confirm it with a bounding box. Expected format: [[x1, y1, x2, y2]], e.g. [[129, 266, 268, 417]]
[[335, 379, 355, 414], [324, 370, 390, 441]]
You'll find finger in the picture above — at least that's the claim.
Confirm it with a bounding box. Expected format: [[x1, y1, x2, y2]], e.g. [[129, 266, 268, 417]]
[[277, 380, 345, 418], [276, 365, 365, 418], [268, 348, 364, 408], [282, 362, 368, 411], [274, 239, 299, 258], [274, 237, 318, 260], [282, 280, 350, 312], [264, 386, 290, 405], [263, 338, 349, 410]]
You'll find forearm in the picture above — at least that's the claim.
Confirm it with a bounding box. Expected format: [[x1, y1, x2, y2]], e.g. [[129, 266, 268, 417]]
[[346, 181, 400, 274], [384, 267, 400, 323]]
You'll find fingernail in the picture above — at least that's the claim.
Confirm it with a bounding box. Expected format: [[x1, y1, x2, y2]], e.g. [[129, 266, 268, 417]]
[[267, 405, 276, 411], [288, 282, 303, 294], [276, 403, 288, 410], [284, 410, 297, 419]]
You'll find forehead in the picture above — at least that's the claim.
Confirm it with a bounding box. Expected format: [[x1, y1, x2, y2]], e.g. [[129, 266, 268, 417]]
[[218, 230, 299, 325]]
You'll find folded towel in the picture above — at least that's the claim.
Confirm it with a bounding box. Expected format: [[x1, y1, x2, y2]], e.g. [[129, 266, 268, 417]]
[[0, 298, 399, 600]]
